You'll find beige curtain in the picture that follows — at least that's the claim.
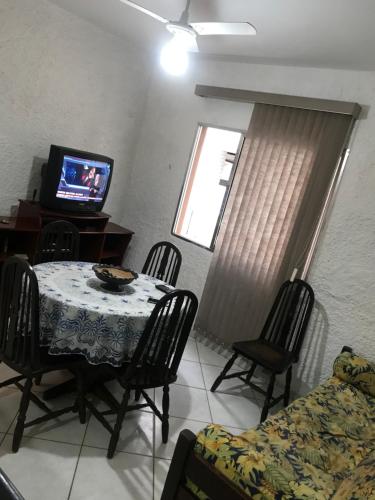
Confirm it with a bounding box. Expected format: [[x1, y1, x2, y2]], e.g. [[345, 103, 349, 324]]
[[196, 103, 353, 343]]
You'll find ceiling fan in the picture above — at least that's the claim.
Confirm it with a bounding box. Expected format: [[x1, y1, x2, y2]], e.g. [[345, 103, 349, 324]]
[[119, 0, 257, 75]]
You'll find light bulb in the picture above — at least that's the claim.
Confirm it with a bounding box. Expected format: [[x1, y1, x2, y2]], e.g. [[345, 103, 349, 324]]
[[160, 36, 189, 76]]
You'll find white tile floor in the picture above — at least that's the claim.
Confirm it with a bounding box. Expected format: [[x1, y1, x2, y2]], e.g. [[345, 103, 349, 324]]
[[0, 338, 265, 500]]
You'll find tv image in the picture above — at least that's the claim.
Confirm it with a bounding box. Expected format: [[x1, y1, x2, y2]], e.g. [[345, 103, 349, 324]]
[[40, 145, 114, 212], [57, 156, 111, 203]]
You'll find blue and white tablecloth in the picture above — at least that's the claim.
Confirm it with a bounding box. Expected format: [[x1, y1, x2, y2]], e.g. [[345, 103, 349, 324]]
[[34, 261, 168, 366]]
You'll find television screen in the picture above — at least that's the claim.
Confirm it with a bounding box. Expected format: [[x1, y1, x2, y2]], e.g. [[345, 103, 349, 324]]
[[40, 145, 114, 212], [56, 155, 111, 204]]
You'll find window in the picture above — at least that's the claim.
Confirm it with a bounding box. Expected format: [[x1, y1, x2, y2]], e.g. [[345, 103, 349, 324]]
[[173, 125, 244, 250]]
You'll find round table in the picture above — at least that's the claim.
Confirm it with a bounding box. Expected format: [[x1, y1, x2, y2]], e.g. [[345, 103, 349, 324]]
[[34, 261, 168, 366]]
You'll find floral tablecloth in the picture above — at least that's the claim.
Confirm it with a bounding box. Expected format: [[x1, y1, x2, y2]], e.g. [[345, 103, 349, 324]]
[[34, 261, 168, 366]]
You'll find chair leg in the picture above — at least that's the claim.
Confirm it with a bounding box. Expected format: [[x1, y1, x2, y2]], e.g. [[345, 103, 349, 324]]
[[107, 388, 130, 459], [75, 371, 86, 425], [12, 378, 33, 453], [284, 366, 292, 407], [260, 374, 275, 423], [134, 389, 142, 402], [0, 374, 25, 389], [210, 353, 238, 392], [245, 362, 257, 384], [162, 385, 170, 443]]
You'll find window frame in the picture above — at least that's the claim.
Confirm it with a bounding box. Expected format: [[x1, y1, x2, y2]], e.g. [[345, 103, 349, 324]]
[[171, 123, 245, 252]]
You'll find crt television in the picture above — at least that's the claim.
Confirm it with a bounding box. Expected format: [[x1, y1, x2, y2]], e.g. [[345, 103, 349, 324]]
[[40, 145, 114, 212]]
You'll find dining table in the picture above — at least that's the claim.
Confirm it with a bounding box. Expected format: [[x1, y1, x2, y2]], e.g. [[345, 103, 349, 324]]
[[34, 261, 171, 399]]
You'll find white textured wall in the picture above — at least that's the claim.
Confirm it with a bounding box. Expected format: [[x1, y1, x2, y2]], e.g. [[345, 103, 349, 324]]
[[1, 0, 373, 393], [121, 67, 253, 298], [0, 0, 150, 221], [122, 58, 375, 392]]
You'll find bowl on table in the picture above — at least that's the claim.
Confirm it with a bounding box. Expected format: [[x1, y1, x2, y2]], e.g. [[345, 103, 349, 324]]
[[92, 264, 138, 292]]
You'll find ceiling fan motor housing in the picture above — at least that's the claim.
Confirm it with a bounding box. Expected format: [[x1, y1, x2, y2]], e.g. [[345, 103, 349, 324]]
[[166, 22, 197, 39]]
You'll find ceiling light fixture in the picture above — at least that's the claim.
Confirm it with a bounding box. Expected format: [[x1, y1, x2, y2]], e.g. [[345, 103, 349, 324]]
[[160, 25, 196, 76]]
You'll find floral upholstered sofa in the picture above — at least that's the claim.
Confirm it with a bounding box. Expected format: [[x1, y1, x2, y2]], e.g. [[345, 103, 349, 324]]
[[162, 351, 375, 500]]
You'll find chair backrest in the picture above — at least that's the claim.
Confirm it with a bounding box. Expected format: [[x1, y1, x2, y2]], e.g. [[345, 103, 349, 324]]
[[260, 279, 314, 360], [0, 257, 40, 372], [36, 220, 80, 264], [126, 290, 198, 381], [142, 241, 182, 286]]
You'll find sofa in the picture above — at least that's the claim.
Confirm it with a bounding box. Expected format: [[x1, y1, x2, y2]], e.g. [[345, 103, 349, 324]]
[[162, 349, 375, 499]]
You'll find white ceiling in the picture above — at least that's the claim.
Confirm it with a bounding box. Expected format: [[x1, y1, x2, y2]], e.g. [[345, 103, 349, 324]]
[[49, 0, 375, 70]]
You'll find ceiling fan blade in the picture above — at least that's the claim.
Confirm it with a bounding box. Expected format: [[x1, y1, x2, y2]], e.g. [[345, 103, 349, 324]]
[[119, 0, 168, 24], [190, 22, 257, 36], [188, 37, 199, 53]]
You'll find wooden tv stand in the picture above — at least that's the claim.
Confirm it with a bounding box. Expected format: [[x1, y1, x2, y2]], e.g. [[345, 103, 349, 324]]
[[0, 200, 134, 265]]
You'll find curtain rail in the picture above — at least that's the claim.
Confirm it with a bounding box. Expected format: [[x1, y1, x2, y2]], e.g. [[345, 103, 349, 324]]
[[195, 85, 362, 118]]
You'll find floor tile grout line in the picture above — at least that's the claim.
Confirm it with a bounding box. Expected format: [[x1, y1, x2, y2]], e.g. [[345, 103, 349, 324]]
[[5, 433, 87, 448], [197, 360, 245, 370], [2, 430, 157, 458], [196, 341, 203, 365], [199, 359, 263, 430], [176, 375, 264, 398], [81, 443, 155, 459], [158, 414, 211, 427], [154, 456, 171, 463], [158, 413, 245, 432], [199, 361, 214, 423], [2, 425, 246, 461], [67, 416, 91, 500], [198, 360, 266, 406], [196, 339, 249, 371], [181, 358, 200, 364], [196, 339, 217, 423], [0, 430, 9, 447], [174, 381, 206, 391], [2, 409, 20, 447]]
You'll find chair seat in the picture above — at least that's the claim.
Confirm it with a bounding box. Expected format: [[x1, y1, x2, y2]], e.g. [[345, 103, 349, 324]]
[[115, 364, 177, 390], [233, 339, 295, 373], [1, 345, 84, 376]]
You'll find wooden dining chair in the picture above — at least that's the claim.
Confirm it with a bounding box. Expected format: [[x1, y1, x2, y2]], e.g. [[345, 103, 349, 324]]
[[83, 289, 198, 458], [0, 257, 86, 452], [211, 279, 315, 422], [142, 241, 182, 286], [34, 220, 80, 386], [35, 220, 80, 264]]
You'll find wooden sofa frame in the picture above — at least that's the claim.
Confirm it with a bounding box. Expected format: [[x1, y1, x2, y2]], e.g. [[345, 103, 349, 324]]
[[0, 469, 25, 500], [161, 346, 353, 500], [161, 429, 248, 500]]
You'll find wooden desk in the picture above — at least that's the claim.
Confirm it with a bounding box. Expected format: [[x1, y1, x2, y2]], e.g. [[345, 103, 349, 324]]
[[0, 201, 133, 265]]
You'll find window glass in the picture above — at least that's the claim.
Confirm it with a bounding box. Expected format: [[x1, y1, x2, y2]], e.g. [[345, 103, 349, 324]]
[[173, 126, 243, 250]]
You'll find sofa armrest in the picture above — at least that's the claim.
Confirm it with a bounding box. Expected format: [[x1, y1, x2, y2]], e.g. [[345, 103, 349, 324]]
[[161, 429, 248, 500], [341, 346, 353, 353], [0, 469, 25, 500], [333, 351, 375, 397]]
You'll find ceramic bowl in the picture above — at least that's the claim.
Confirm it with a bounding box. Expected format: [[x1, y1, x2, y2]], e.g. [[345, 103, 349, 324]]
[[92, 264, 138, 292]]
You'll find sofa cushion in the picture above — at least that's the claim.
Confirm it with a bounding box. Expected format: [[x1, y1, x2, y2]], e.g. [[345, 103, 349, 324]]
[[333, 351, 375, 397], [332, 450, 375, 499], [193, 376, 375, 499]]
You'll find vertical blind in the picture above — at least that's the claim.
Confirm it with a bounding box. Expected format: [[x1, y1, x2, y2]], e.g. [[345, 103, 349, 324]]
[[195, 103, 353, 344]]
